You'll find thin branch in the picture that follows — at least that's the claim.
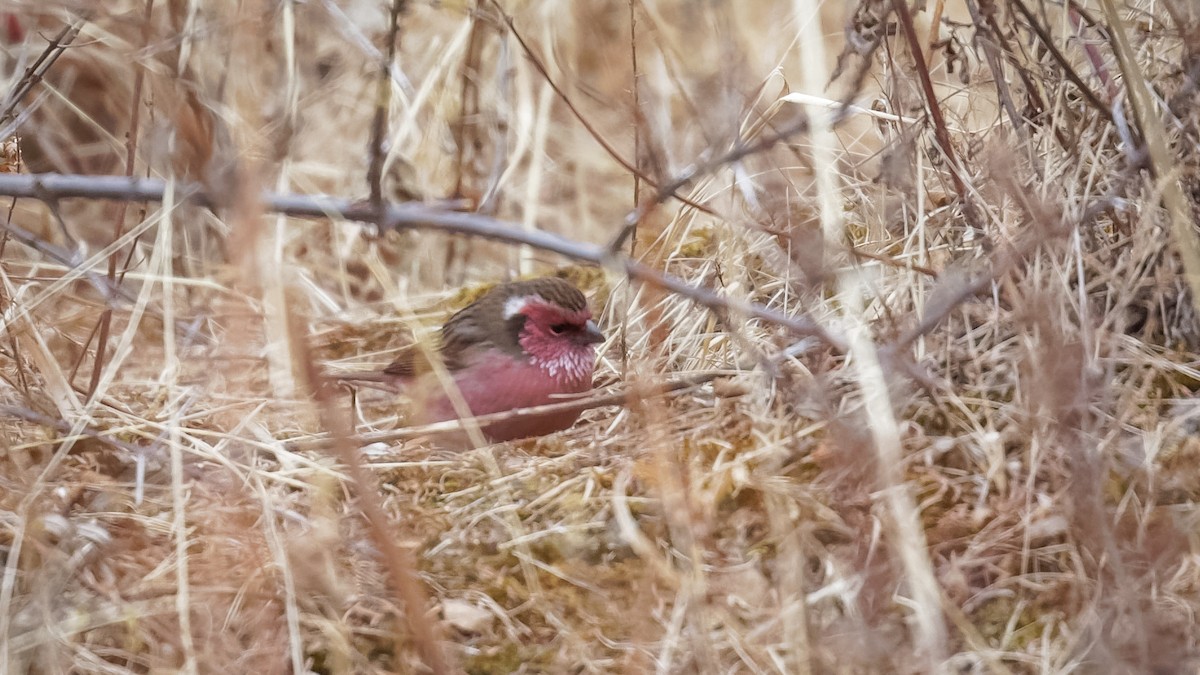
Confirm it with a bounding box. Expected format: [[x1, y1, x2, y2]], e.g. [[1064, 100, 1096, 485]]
[[0, 18, 88, 123], [622, 0, 642, 375], [0, 217, 140, 306], [889, 0, 986, 238], [609, 28, 881, 255], [964, 0, 1030, 141], [366, 0, 403, 209], [491, 0, 715, 217], [296, 371, 731, 450], [607, 114, 814, 254], [0, 215, 209, 350], [1010, 0, 1116, 122], [628, 0, 642, 255], [0, 172, 843, 348]]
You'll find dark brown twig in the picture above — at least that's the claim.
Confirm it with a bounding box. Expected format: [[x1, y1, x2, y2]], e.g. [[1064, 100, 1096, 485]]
[[450, 2, 488, 201], [627, 0, 642, 257], [366, 0, 403, 210], [621, 0, 643, 374], [0, 18, 88, 123], [1010, 0, 1116, 122], [964, 0, 1029, 141], [88, 0, 156, 401], [889, 0, 986, 238]]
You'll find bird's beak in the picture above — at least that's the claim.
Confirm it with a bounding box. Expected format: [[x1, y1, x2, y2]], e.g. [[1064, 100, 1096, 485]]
[[581, 319, 605, 344]]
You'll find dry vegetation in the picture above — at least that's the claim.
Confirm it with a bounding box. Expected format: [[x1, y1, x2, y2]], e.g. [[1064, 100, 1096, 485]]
[[3, 0, 1200, 673]]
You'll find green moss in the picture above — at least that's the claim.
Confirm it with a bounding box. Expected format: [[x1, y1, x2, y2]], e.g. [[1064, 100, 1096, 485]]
[[970, 594, 1057, 651], [676, 227, 717, 258], [464, 643, 526, 674], [971, 595, 1021, 641]]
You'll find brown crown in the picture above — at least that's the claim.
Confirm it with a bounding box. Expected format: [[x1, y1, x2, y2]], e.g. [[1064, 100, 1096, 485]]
[[492, 276, 589, 313]]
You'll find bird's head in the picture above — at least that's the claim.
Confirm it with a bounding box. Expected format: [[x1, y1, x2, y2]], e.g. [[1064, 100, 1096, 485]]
[[497, 278, 604, 384], [435, 277, 604, 385]]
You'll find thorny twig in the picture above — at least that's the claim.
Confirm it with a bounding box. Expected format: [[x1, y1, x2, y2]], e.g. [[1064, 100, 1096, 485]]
[[0, 18, 88, 123]]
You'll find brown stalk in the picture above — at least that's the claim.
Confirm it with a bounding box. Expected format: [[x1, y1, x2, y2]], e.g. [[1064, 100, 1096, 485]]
[[451, 1, 488, 201], [366, 0, 403, 209], [621, 0, 642, 374], [293, 319, 451, 673], [889, 0, 986, 238], [963, 0, 1029, 142], [627, 0, 642, 256], [88, 0, 155, 401]]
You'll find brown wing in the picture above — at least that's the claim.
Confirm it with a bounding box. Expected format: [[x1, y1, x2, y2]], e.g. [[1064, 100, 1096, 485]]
[[381, 345, 419, 378], [435, 303, 495, 368], [380, 317, 479, 377]]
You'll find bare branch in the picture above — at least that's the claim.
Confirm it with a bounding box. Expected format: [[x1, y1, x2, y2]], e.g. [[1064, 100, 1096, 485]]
[[366, 0, 403, 209], [0, 18, 88, 124], [889, 0, 987, 238], [0, 172, 844, 348]]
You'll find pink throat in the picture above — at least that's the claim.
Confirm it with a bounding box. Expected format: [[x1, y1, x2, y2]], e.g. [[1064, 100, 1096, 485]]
[[518, 332, 595, 387], [512, 300, 596, 387]]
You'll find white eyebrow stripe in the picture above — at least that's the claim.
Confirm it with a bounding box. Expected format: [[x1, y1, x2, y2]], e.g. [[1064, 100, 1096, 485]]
[[504, 295, 534, 319]]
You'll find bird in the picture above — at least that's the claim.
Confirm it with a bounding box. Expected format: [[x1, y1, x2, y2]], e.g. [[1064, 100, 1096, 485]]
[[343, 276, 605, 444]]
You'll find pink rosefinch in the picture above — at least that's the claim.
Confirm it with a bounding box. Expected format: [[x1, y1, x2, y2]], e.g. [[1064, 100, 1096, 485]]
[[349, 277, 604, 443]]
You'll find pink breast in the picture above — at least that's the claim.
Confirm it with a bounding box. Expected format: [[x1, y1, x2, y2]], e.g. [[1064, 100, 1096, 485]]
[[412, 351, 592, 442]]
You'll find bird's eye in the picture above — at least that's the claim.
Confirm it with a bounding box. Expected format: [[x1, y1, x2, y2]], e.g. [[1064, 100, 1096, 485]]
[[549, 323, 570, 334]]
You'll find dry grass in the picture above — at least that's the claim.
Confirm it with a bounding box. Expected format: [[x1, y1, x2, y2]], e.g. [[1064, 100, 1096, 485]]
[[3, 0, 1200, 673]]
